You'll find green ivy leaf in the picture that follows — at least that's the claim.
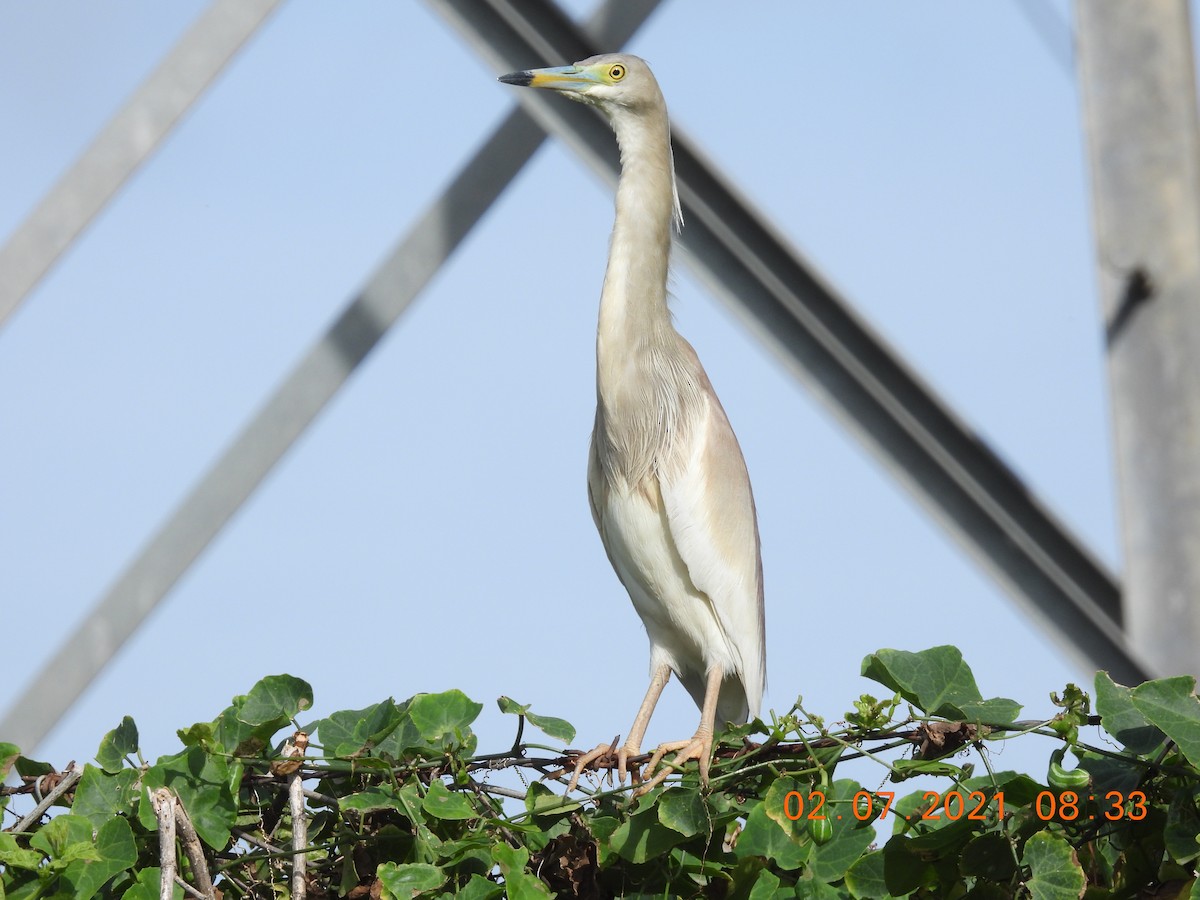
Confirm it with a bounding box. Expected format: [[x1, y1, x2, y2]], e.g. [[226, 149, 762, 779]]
[[72, 765, 139, 830], [495, 697, 575, 743], [208, 699, 286, 758], [960, 831, 1018, 882], [340, 785, 406, 813], [1073, 752, 1141, 799], [120, 869, 182, 900], [95, 716, 139, 774], [735, 801, 810, 870], [0, 832, 45, 870], [64, 817, 137, 900], [905, 812, 981, 856], [844, 849, 887, 899], [376, 862, 444, 899], [175, 723, 216, 750], [1023, 832, 1085, 900], [524, 711, 575, 744], [14, 755, 54, 778], [861, 646, 1020, 722], [491, 842, 529, 875], [760, 775, 808, 839], [421, 780, 475, 821], [583, 815, 621, 866], [0, 743, 20, 781], [1131, 676, 1200, 769], [607, 802, 689, 864], [496, 696, 526, 715], [409, 690, 483, 744], [523, 781, 579, 820], [491, 844, 551, 899], [657, 786, 709, 837], [314, 700, 404, 757], [891, 759, 967, 780], [808, 780, 878, 884], [454, 874, 505, 900], [746, 868, 782, 899], [880, 836, 934, 895], [958, 698, 1023, 724], [28, 815, 97, 862], [137, 748, 236, 850], [1164, 786, 1200, 865], [793, 874, 853, 898], [238, 674, 313, 726], [961, 771, 1043, 807], [1095, 672, 1166, 755], [500, 872, 553, 900]]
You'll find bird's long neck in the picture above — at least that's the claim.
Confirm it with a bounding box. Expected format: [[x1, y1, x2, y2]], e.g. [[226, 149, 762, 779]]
[[596, 109, 679, 391]]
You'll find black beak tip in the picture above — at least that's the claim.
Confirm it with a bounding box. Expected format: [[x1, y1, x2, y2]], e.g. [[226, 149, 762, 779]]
[[498, 71, 533, 87]]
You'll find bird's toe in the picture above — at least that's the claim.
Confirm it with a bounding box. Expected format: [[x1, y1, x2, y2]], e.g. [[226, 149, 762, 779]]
[[566, 736, 624, 791], [636, 732, 714, 795]]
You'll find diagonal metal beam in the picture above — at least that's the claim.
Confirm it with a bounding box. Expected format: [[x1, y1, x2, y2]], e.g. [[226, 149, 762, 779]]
[[0, 0, 664, 756], [0, 0, 285, 332], [431, 0, 1154, 684]]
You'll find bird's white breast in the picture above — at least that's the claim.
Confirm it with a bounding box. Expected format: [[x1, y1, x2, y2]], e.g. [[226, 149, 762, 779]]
[[594, 473, 740, 682]]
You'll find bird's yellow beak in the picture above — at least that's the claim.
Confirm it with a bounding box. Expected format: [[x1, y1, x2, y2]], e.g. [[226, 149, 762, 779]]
[[498, 64, 599, 92]]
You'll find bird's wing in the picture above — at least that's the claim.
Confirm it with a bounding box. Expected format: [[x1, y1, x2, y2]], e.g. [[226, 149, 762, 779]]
[[659, 372, 765, 718]]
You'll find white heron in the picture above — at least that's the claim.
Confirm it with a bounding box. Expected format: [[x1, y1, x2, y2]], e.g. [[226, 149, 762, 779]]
[[499, 54, 765, 791]]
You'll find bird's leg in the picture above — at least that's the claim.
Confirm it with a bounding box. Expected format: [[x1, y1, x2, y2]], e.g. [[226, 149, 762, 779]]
[[638, 667, 723, 794], [566, 664, 671, 791], [617, 663, 671, 780]]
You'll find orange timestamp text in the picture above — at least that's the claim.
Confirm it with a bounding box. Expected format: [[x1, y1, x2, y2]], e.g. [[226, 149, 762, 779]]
[[780, 789, 1151, 824]]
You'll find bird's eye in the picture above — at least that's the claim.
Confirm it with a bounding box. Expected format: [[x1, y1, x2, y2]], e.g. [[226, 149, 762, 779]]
[[608, 64, 626, 81]]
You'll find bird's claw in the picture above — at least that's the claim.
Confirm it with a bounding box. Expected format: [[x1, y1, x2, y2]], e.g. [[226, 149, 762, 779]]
[[634, 733, 714, 796], [566, 736, 637, 791]]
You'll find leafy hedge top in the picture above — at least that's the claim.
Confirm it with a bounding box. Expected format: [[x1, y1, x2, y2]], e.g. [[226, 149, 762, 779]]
[[2, 645, 1199, 899]]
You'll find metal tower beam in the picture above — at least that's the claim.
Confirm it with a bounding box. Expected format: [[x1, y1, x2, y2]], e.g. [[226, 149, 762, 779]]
[[0, 0, 285, 332], [430, 0, 1153, 684], [0, 0, 663, 756], [1077, 0, 1200, 678]]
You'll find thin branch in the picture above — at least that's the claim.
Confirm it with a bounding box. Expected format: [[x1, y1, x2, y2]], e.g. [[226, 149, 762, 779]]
[[232, 827, 285, 855], [218, 872, 251, 897], [463, 778, 522, 847], [302, 787, 337, 806], [290, 771, 307, 900], [174, 875, 209, 900], [475, 783, 527, 801], [13, 763, 83, 832], [285, 732, 310, 900], [151, 788, 177, 900], [173, 798, 215, 900]]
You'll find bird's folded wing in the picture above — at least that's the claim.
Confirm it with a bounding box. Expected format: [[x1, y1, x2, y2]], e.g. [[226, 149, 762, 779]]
[[659, 392, 765, 718]]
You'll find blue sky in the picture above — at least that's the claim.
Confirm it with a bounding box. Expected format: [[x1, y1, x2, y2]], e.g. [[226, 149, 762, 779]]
[[2, 1, 1121, 788]]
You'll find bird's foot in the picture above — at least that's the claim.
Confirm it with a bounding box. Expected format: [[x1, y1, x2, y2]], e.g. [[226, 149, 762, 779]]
[[566, 736, 637, 791], [636, 731, 714, 795]]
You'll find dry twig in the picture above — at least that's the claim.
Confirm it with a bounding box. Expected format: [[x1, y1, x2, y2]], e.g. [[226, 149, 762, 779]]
[[173, 798, 215, 900], [285, 732, 310, 900], [151, 788, 177, 900]]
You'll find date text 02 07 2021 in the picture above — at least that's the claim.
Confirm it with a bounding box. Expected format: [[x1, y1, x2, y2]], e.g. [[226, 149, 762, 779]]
[[781, 789, 1151, 824]]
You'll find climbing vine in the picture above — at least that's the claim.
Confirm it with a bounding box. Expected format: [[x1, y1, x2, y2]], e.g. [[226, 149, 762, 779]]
[[3, 646, 1199, 898]]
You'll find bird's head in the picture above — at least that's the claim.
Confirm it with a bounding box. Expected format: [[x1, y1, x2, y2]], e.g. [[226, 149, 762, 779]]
[[498, 53, 665, 115], [498, 53, 682, 232]]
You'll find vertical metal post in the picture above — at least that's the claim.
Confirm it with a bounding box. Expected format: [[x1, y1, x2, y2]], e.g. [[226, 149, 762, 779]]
[[1077, 0, 1200, 677]]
